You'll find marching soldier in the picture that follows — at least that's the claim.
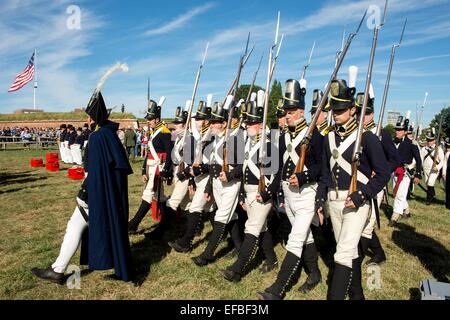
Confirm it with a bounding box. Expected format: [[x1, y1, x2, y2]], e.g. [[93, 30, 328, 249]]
[[406, 123, 418, 199], [258, 79, 324, 300], [444, 137, 450, 209], [222, 92, 278, 282], [165, 105, 191, 219], [390, 116, 422, 226], [420, 128, 445, 205], [192, 99, 242, 266], [169, 101, 215, 253], [355, 90, 400, 265], [58, 124, 67, 163], [315, 76, 390, 300], [128, 99, 173, 236]]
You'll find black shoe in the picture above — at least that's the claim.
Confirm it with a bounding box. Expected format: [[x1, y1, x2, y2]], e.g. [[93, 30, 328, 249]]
[[404, 213, 412, 219], [144, 227, 165, 240], [192, 255, 213, 266], [257, 291, 282, 300], [31, 267, 65, 285], [224, 248, 240, 259], [388, 220, 397, 228], [168, 240, 191, 253], [367, 255, 387, 265], [259, 260, 278, 273], [298, 271, 322, 294], [221, 269, 241, 282]]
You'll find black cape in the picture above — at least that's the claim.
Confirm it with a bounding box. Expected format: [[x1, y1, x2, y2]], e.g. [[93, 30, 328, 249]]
[[85, 121, 133, 281]]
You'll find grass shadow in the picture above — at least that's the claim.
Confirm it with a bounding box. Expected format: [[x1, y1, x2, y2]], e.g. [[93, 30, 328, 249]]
[[392, 222, 450, 283], [0, 183, 49, 194]]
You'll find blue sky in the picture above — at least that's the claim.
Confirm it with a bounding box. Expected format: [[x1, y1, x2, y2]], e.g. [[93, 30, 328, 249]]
[[1, 0, 450, 128]]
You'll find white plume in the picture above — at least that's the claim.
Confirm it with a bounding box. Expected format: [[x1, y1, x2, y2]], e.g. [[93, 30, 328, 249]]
[[406, 110, 411, 119], [185, 100, 191, 111], [348, 65, 358, 88], [299, 79, 307, 89], [369, 83, 375, 99], [236, 98, 245, 108], [96, 62, 129, 92], [257, 90, 265, 108], [206, 94, 213, 107], [250, 92, 257, 102], [223, 95, 234, 110]]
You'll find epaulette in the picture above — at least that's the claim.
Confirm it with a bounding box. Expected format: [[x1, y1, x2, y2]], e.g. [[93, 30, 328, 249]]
[[162, 126, 171, 134]]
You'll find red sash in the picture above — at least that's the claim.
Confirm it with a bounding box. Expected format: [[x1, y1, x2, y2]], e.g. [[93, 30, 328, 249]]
[[393, 166, 405, 197]]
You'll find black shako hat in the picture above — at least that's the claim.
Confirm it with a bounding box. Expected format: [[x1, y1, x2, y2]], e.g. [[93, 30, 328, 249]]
[[85, 91, 109, 125]]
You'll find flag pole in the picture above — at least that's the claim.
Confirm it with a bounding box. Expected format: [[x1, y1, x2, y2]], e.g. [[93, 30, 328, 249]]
[[33, 48, 37, 110]]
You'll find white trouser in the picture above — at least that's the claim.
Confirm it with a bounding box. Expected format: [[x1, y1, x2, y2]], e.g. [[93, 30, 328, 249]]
[[188, 174, 215, 213], [71, 144, 83, 165], [243, 185, 273, 237], [423, 168, 439, 187], [393, 174, 411, 215], [64, 141, 73, 164], [59, 142, 66, 163], [52, 198, 88, 273], [142, 161, 166, 203], [283, 181, 317, 258], [166, 167, 190, 211], [361, 191, 383, 239], [327, 190, 370, 268], [212, 178, 240, 224]]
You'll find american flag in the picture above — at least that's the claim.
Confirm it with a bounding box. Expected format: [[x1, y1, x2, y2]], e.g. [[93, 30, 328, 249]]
[[8, 52, 35, 92]]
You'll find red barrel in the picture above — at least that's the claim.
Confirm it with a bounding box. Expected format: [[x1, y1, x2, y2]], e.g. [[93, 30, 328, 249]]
[[46, 152, 59, 163], [30, 158, 44, 167], [68, 167, 85, 180], [46, 161, 60, 172]]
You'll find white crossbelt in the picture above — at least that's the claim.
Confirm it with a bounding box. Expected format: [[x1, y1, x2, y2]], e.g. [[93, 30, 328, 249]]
[[148, 127, 163, 164], [243, 139, 273, 186], [283, 126, 308, 171], [212, 135, 225, 166], [328, 130, 369, 184]]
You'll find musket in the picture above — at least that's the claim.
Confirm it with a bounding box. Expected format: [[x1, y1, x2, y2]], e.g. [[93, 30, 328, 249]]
[[431, 114, 444, 173], [301, 41, 315, 80], [327, 27, 347, 127], [376, 18, 407, 137], [223, 34, 254, 172], [245, 53, 264, 103], [258, 11, 282, 193], [294, 10, 367, 174], [349, 0, 388, 195], [179, 42, 209, 172], [416, 92, 428, 140]]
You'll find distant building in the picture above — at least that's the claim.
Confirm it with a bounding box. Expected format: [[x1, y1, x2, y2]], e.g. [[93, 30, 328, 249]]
[[387, 110, 401, 126], [14, 109, 44, 114]]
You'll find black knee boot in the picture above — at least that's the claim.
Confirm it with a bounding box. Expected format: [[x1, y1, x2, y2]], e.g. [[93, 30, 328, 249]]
[[227, 219, 243, 254], [426, 186, 435, 205], [298, 243, 322, 293], [327, 263, 352, 300], [259, 231, 278, 273], [257, 251, 302, 300], [169, 212, 203, 253], [367, 232, 386, 265], [128, 200, 151, 233], [145, 203, 173, 240], [223, 233, 259, 282], [192, 221, 227, 266], [348, 257, 365, 300]]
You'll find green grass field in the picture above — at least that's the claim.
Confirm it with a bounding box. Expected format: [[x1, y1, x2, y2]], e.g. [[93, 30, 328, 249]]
[[0, 149, 449, 300]]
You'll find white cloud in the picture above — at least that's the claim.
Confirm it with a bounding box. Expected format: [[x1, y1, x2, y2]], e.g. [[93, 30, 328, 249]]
[[144, 3, 216, 36]]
